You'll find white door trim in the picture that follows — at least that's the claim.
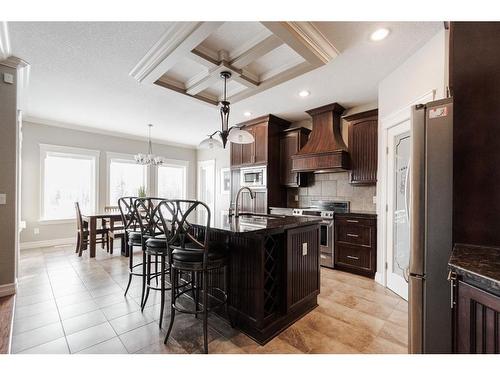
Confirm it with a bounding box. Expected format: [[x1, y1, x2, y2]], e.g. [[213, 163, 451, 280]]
[[197, 159, 216, 214], [376, 90, 436, 287]]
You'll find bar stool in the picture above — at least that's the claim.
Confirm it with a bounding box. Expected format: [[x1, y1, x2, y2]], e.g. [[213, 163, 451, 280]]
[[126, 197, 164, 307], [162, 199, 230, 354]]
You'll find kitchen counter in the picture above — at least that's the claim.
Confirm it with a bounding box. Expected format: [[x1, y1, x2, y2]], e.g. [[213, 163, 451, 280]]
[[448, 243, 500, 295], [194, 212, 321, 234], [336, 211, 376, 217]]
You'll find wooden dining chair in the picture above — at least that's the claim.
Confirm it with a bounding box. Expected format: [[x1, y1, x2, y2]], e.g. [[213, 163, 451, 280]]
[[75, 202, 110, 257]]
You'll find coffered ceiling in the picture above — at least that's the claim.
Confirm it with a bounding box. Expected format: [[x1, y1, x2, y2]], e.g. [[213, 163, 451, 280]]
[[6, 21, 443, 147], [129, 22, 338, 105]]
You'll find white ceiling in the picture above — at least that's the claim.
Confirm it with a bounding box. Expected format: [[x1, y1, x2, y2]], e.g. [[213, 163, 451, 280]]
[[8, 21, 443, 147]]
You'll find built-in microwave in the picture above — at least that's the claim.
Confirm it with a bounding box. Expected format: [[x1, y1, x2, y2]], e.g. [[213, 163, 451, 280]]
[[240, 166, 267, 189]]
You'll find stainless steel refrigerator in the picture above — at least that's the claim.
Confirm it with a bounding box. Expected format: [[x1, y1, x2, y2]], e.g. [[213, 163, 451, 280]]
[[408, 98, 453, 354]]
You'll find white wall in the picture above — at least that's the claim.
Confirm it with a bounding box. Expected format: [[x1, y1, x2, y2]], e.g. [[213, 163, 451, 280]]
[[376, 28, 447, 286], [20, 121, 197, 244], [196, 147, 231, 216]]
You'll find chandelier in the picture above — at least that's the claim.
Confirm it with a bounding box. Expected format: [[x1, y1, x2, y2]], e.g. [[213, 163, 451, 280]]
[[134, 124, 164, 166], [199, 71, 254, 149]]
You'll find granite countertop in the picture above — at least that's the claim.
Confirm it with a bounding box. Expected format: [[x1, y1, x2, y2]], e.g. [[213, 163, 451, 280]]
[[448, 243, 500, 295], [192, 212, 322, 235]]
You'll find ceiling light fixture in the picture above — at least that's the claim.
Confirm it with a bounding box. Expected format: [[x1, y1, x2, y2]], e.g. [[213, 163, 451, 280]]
[[243, 111, 252, 117], [135, 124, 164, 166], [370, 28, 390, 41], [199, 71, 254, 149], [299, 90, 310, 97]]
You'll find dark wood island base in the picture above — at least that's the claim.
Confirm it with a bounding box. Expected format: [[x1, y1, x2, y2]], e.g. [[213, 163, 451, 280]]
[[192, 215, 321, 345]]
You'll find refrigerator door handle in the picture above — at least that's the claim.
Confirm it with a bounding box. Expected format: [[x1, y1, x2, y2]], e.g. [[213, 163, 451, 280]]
[[409, 105, 426, 276]]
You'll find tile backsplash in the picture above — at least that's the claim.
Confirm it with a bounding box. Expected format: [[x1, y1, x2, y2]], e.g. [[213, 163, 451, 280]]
[[288, 172, 376, 212]]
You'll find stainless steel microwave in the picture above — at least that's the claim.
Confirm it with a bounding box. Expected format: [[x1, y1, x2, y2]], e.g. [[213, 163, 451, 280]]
[[240, 167, 267, 189]]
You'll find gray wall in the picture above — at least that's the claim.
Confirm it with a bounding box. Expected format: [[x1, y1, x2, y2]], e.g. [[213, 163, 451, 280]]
[[20, 121, 197, 244], [0, 63, 19, 290]]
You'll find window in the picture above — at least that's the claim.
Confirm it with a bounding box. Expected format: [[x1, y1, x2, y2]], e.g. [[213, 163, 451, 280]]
[[157, 160, 188, 199], [107, 153, 148, 205], [197, 160, 215, 215], [40, 144, 99, 221]]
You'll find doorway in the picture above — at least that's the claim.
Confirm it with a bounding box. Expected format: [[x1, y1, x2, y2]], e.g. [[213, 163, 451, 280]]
[[197, 159, 216, 219], [386, 120, 411, 300]]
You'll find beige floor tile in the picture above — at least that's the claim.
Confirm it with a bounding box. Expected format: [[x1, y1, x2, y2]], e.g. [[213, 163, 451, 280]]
[[11, 321, 65, 353], [62, 310, 107, 335], [109, 310, 154, 335], [58, 299, 100, 320], [77, 337, 128, 354], [101, 300, 141, 320], [66, 322, 116, 353], [19, 337, 69, 354], [119, 322, 164, 353]]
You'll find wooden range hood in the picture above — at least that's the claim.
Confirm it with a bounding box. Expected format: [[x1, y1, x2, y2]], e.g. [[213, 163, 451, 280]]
[[291, 102, 350, 173]]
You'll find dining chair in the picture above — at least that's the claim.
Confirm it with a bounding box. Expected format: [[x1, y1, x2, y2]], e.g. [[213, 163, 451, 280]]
[[74, 202, 109, 257]]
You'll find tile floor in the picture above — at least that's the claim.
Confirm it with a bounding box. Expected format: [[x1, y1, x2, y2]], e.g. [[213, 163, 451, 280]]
[[12, 244, 408, 354]]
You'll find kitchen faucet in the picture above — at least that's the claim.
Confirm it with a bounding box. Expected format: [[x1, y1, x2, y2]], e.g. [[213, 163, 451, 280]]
[[231, 186, 255, 217]]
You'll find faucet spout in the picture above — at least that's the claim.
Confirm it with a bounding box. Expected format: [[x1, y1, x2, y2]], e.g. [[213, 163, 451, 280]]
[[233, 186, 255, 218]]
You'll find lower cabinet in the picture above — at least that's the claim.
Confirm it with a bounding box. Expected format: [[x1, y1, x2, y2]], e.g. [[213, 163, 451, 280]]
[[453, 280, 500, 353], [286, 224, 320, 312], [334, 213, 377, 278]]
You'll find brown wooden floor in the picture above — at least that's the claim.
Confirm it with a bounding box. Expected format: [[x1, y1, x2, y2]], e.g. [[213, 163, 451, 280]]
[[11, 244, 408, 354], [0, 294, 15, 354]]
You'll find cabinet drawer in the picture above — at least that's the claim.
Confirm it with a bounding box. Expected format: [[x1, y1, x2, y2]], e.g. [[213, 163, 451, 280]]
[[335, 217, 374, 227], [336, 244, 371, 269], [336, 223, 372, 246]]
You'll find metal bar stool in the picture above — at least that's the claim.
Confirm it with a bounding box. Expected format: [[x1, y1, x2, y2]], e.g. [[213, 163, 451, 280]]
[[162, 199, 230, 354]]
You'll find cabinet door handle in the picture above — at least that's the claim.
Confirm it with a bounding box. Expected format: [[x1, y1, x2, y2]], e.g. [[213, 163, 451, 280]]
[[346, 255, 359, 260], [320, 254, 326, 259], [347, 233, 359, 238], [346, 220, 359, 223]]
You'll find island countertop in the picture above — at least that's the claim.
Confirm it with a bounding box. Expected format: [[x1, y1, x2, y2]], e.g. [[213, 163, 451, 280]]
[[193, 212, 322, 234]]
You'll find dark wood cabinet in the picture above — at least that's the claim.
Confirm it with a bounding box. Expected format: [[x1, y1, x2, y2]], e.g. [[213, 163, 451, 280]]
[[334, 213, 377, 278], [230, 119, 276, 168], [279, 127, 310, 187], [230, 115, 290, 211], [453, 280, 500, 353], [344, 109, 378, 185]]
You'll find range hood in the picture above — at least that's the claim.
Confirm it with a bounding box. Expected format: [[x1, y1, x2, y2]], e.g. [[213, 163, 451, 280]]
[[291, 102, 350, 173]]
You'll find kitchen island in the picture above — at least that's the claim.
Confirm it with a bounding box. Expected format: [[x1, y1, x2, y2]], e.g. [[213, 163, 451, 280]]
[[191, 212, 322, 344]]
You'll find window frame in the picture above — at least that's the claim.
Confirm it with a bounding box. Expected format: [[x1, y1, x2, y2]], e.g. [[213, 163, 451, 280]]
[[106, 152, 150, 206], [156, 158, 189, 200], [39, 144, 100, 223]]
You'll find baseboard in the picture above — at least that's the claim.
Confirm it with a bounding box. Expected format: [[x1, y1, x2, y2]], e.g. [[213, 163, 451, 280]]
[[0, 281, 17, 297], [20, 237, 75, 250], [374, 271, 384, 286]]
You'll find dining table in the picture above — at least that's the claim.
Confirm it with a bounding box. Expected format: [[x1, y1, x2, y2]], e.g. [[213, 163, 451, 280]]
[[81, 211, 123, 258]]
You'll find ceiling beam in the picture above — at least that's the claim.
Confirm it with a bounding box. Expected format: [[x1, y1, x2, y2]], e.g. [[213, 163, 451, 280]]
[[230, 34, 284, 69], [129, 22, 223, 85], [261, 22, 339, 66]]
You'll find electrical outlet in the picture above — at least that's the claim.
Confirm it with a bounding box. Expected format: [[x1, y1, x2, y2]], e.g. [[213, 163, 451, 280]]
[[302, 243, 308, 256], [3, 73, 14, 84], [0, 194, 6, 205], [34, 228, 40, 235], [294, 195, 299, 202], [373, 196, 377, 204]]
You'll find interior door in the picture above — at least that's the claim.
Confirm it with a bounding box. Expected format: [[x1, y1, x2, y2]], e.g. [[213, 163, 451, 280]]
[[386, 120, 411, 300]]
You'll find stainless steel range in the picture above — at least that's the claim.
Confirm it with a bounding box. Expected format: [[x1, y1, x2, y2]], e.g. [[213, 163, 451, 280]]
[[292, 200, 350, 268]]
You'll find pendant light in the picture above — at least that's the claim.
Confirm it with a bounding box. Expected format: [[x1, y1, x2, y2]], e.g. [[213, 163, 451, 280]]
[[198, 71, 254, 149], [135, 124, 164, 166]]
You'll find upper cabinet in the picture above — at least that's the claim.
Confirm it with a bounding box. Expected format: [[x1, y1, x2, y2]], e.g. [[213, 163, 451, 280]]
[[345, 109, 378, 185], [279, 127, 311, 187], [230, 115, 289, 168]]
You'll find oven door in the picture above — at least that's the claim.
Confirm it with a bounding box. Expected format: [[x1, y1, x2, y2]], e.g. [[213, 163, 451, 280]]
[[319, 220, 334, 268]]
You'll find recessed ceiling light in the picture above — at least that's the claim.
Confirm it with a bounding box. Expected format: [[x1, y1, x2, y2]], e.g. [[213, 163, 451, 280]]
[[299, 90, 310, 97], [370, 28, 390, 42], [243, 111, 252, 117]]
